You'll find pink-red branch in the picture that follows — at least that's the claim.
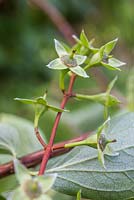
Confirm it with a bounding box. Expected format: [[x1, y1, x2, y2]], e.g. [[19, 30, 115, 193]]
[[0, 133, 89, 178], [34, 127, 46, 148], [38, 74, 76, 175]]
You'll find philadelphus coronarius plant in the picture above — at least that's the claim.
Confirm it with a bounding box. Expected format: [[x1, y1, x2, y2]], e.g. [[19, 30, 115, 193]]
[[10, 30, 131, 200], [47, 39, 89, 78]]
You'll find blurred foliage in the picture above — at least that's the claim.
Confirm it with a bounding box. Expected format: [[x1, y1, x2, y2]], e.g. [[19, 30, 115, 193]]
[[0, 0, 133, 134], [0, 1, 133, 199], [0, 0, 53, 81], [0, 0, 133, 131], [0, 0, 132, 80], [92, 0, 134, 48]]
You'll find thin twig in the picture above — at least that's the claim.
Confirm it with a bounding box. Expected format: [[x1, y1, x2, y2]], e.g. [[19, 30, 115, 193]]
[[34, 127, 46, 148], [38, 74, 76, 175]]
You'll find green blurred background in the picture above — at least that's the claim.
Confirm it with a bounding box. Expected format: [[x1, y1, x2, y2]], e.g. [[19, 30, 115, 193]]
[[0, 0, 133, 139], [0, 0, 133, 199]]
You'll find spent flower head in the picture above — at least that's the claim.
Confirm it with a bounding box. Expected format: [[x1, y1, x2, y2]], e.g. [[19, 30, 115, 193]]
[[47, 39, 89, 78], [12, 159, 56, 200]]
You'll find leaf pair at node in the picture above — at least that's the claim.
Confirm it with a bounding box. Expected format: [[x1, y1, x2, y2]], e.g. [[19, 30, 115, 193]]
[[14, 92, 68, 128]]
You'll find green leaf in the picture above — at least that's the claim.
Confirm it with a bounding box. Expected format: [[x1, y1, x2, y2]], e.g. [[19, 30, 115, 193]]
[[0, 124, 18, 157], [14, 98, 36, 105], [127, 69, 134, 111], [0, 114, 44, 164], [36, 97, 47, 106], [0, 175, 18, 193], [14, 159, 31, 185], [47, 112, 134, 200], [104, 76, 118, 118], [89, 46, 105, 66], [54, 39, 67, 57], [76, 190, 81, 200], [70, 66, 89, 78], [101, 58, 125, 71], [75, 93, 120, 107], [47, 58, 67, 70], [106, 76, 117, 94], [15, 94, 66, 127], [103, 38, 118, 55], [14, 96, 47, 107], [48, 105, 68, 113], [15, 96, 48, 128], [0, 114, 46, 194], [80, 30, 89, 48]]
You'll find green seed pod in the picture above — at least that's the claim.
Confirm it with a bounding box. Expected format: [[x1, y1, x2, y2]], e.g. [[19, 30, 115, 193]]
[[98, 133, 116, 152], [61, 55, 77, 68]]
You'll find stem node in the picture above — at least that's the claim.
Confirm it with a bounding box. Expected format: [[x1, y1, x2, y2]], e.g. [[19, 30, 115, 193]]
[[38, 74, 76, 175]]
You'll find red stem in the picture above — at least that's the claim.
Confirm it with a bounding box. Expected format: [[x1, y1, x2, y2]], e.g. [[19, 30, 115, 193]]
[[39, 74, 76, 175], [34, 127, 46, 148], [0, 132, 90, 178]]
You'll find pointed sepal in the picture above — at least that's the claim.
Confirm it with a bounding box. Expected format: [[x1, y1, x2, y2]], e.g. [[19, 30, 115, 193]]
[[80, 30, 89, 48], [103, 38, 118, 55], [101, 57, 125, 71], [76, 190, 81, 200], [54, 39, 67, 57]]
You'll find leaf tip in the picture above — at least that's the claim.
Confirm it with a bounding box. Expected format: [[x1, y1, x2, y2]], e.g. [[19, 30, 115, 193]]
[[54, 38, 58, 44], [46, 63, 51, 69], [84, 74, 90, 78], [114, 38, 118, 42]]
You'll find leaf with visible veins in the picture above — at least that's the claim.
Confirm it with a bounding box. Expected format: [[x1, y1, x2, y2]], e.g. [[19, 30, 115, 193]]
[[47, 112, 134, 200]]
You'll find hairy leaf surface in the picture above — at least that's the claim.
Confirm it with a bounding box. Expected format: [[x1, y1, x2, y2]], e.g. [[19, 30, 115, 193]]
[[0, 114, 44, 164], [0, 113, 45, 193], [47, 112, 134, 200]]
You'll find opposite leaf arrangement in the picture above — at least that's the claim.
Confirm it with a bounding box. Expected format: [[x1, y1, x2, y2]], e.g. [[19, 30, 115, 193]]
[[13, 30, 126, 200]]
